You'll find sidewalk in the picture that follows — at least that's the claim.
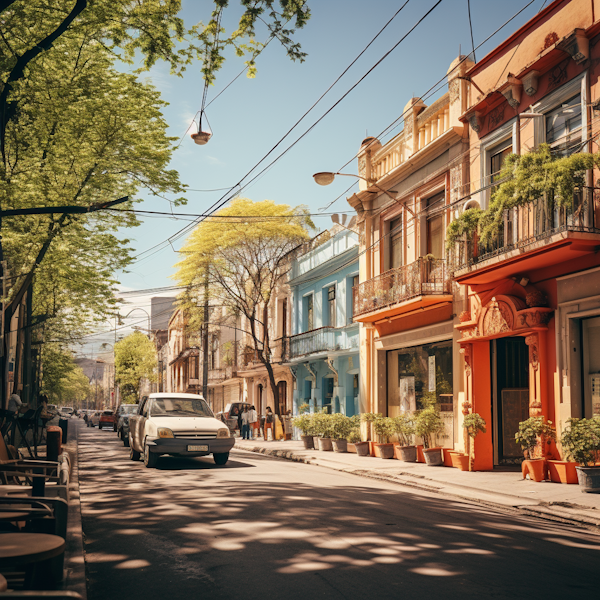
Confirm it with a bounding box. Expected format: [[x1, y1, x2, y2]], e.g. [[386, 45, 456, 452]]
[[234, 438, 600, 531]]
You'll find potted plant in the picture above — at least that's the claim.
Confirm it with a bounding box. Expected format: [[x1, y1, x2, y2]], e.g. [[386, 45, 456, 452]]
[[372, 417, 396, 459], [462, 412, 486, 471], [414, 406, 444, 466], [292, 414, 315, 450], [331, 413, 352, 453], [361, 412, 382, 456], [560, 417, 600, 492], [313, 412, 334, 451], [392, 413, 416, 461], [515, 417, 556, 482]]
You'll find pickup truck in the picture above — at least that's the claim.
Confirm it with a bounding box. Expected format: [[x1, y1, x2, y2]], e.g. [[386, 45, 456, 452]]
[[128, 393, 234, 468]]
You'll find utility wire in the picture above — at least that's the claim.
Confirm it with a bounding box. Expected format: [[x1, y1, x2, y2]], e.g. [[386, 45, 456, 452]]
[[467, 0, 476, 62]]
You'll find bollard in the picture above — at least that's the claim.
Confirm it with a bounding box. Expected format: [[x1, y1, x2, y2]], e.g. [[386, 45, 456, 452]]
[[58, 417, 68, 444], [47, 425, 62, 461]]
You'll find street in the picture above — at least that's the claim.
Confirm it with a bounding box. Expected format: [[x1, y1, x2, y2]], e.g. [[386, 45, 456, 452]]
[[76, 420, 600, 600]]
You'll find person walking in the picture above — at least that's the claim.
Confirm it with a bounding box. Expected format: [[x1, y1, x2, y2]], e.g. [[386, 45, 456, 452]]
[[241, 406, 251, 440], [230, 406, 240, 436], [264, 406, 274, 441], [248, 405, 258, 439]]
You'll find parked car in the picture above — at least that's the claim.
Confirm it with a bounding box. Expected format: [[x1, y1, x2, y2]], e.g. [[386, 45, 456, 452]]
[[59, 406, 74, 417], [128, 393, 234, 468], [99, 410, 115, 430], [217, 402, 251, 432], [116, 404, 139, 446], [86, 411, 100, 427]]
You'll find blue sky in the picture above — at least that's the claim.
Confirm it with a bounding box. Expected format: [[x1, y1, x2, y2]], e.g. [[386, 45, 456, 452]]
[[83, 0, 548, 353]]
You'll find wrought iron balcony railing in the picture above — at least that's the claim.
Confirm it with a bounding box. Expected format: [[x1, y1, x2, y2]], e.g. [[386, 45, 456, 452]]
[[353, 257, 450, 318], [289, 324, 359, 359], [450, 192, 600, 272]]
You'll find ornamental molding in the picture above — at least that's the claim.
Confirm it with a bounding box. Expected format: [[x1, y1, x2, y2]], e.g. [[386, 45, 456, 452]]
[[326, 357, 339, 386]]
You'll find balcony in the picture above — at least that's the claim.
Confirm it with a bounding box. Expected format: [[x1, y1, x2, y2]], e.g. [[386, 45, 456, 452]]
[[289, 324, 359, 360], [353, 258, 451, 325], [451, 193, 600, 285]]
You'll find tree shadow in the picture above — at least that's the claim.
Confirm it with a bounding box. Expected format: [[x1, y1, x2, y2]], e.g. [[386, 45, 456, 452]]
[[77, 427, 600, 600]]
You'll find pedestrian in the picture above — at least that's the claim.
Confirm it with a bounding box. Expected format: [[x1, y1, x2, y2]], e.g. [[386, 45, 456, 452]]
[[241, 406, 251, 440], [249, 405, 258, 439], [264, 406, 274, 441], [230, 406, 240, 436], [8, 393, 28, 415]]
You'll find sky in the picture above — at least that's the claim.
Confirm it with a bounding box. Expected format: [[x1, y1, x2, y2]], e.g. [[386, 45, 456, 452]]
[[78, 0, 549, 356]]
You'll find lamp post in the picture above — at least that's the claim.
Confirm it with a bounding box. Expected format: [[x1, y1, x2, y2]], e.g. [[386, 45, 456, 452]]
[[120, 307, 151, 334], [312, 172, 416, 217], [100, 342, 117, 409]]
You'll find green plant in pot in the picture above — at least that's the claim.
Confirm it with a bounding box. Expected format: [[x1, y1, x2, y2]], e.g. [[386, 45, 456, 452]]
[[392, 413, 416, 462], [313, 411, 334, 452], [462, 412, 486, 472], [560, 417, 600, 493], [330, 413, 352, 453], [292, 413, 315, 450], [372, 416, 396, 459], [515, 416, 556, 482], [414, 406, 444, 466]]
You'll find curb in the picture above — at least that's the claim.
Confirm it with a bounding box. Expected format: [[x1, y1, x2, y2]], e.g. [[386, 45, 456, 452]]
[[63, 421, 87, 600], [235, 444, 600, 532]]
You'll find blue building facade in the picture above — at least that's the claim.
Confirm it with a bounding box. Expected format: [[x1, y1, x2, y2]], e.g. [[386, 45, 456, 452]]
[[289, 228, 360, 416]]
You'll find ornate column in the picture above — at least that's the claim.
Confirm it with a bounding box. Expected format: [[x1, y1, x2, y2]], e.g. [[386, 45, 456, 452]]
[[525, 333, 542, 417], [459, 343, 473, 469]]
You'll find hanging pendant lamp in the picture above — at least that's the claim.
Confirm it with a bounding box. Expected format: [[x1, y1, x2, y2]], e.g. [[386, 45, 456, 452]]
[[190, 111, 213, 145]]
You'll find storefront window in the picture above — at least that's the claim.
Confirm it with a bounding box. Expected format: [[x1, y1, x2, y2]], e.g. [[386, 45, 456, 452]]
[[582, 316, 600, 417], [386, 340, 453, 417]]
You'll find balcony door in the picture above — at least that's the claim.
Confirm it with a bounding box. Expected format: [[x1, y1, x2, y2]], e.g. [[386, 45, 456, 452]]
[[425, 192, 444, 259], [389, 216, 403, 269], [277, 380, 287, 416]]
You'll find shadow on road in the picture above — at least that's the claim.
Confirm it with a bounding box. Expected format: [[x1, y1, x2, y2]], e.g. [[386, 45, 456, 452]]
[[77, 427, 600, 600]]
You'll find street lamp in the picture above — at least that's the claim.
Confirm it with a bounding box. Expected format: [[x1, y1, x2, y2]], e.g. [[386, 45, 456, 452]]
[[312, 172, 416, 217], [120, 307, 151, 334], [100, 343, 117, 410]]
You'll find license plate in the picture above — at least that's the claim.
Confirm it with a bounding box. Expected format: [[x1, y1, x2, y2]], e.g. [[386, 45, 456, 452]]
[[187, 445, 209, 452]]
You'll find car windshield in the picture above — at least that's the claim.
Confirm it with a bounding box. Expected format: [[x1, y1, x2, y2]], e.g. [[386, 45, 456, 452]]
[[102, 411, 113, 416], [149, 398, 213, 418], [120, 405, 138, 415]]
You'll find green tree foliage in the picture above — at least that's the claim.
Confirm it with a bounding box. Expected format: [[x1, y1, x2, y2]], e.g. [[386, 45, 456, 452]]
[[174, 197, 313, 409], [114, 331, 157, 403], [41, 345, 90, 406]]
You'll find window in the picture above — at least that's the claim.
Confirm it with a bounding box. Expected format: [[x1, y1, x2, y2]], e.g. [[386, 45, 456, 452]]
[[389, 216, 403, 268], [490, 140, 513, 186], [305, 294, 314, 331], [426, 192, 444, 259], [327, 285, 336, 328], [210, 335, 219, 370], [546, 93, 582, 156], [349, 275, 359, 323]]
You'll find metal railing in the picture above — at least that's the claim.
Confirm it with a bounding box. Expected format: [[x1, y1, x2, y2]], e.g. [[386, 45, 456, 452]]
[[289, 324, 360, 358], [353, 257, 450, 318], [451, 192, 600, 271]]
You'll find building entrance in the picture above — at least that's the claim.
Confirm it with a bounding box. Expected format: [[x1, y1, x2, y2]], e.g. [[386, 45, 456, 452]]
[[492, 336, 529, 465]]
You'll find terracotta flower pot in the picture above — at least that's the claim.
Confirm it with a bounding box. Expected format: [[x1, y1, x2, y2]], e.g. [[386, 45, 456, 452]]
[[575, 466, 600, 493], [547, 460, 579, 484], [318, 437, 333, 452], [522, 458, 547, 482], [376, 443, 395, 459], [191, 131, 212, 145], [456, 454, 470, 471], [442, 449, 456, 467], [332, 439, 348, 453], [416, 445, 425, 463], [450, 452, 463, 469], [347, 443, 357, 454], [301, 435, 314, 450], [355, 441, 370, 456], [395, 445, 417, 462], [313, 436, 320, 448], [368, 441, 378, 457]]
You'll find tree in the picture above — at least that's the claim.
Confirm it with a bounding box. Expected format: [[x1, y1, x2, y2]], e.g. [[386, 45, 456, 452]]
[[40, 345, 91, 407], [115, 331, 157, 403], [175, 197, 313, 412]]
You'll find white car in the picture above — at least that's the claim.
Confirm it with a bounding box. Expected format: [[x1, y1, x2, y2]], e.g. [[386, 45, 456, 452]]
[[128, 393, 234, 468]]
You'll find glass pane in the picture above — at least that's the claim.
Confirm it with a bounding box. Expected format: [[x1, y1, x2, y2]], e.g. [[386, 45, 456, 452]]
[[427, 215, 444, 258], [389, 217, 402, 269], [546, 94, 582, 154]]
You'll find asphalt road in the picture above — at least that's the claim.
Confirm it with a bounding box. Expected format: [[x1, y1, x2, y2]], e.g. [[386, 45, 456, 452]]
[[77, 421, 600, 600]]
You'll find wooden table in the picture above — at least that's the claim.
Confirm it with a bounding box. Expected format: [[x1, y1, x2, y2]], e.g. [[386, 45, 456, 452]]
[[0, 533, 65, 566], [0, 485, 32, 497], [0, 511, 29, 522]]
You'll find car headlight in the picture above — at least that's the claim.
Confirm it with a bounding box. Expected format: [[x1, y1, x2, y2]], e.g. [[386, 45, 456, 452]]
[[217, 428, 231, 439], [157, 428, 174, 439]]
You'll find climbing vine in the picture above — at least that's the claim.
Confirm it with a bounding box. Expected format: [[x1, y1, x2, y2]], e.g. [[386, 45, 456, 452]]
[[446, 144, 600, 249]]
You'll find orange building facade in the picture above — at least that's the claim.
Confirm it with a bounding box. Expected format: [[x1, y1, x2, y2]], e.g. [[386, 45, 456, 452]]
[[349, 0, 600, 469], [454, 0, 600, 469]]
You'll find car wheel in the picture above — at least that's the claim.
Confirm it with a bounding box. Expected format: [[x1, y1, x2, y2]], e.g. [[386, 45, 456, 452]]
[[122, 431, 130, 447], [213, 452, 229, 466], [144, 443, 158, 468], [129, 437, 140, 461]]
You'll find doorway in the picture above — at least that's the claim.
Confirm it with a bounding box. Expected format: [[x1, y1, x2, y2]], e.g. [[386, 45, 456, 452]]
[[277, 380, 287, 415], [492, 337, 529, 465]]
